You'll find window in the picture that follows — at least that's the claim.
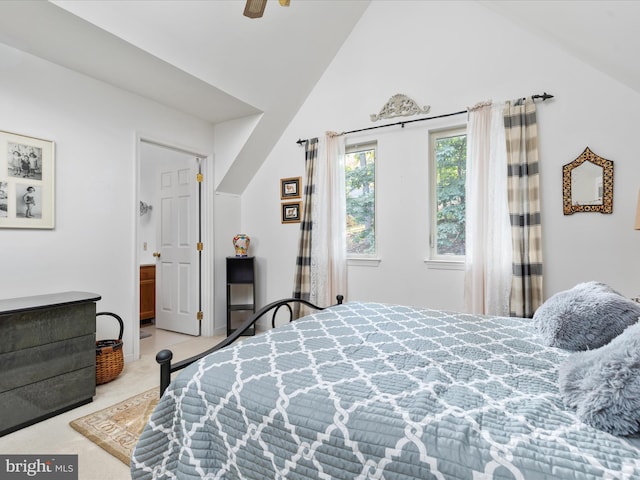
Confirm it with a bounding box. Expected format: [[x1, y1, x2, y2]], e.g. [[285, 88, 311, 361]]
[[345, 142, 376, 256], [429, 127, 467, 261]]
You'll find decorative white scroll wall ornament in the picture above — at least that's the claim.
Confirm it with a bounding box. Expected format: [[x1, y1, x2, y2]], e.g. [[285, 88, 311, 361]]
[[370, 94, 431, 122]]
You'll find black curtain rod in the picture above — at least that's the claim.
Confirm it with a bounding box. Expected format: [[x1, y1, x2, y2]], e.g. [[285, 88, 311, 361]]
[[296, 92, 553, 145]]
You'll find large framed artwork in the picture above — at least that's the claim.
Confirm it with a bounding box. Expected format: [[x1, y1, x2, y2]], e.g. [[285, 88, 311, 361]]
[[0, 130, 55, 229]]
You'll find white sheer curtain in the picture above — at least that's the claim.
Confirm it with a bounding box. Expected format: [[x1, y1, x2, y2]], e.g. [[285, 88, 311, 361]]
[[464, 102, 512, 315], [309, 132, 347, 306]]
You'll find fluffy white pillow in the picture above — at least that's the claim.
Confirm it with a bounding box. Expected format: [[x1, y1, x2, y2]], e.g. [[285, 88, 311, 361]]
[[533, 282, 640, 350], [558, 321, 640, 435]]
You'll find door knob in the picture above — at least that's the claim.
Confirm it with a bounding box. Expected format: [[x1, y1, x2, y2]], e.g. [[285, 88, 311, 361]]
[[153, 252, 161, 258]]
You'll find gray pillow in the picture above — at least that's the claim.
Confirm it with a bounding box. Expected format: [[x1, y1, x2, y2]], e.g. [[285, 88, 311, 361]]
[[558, 321, 640, 435], [533, 281, 640, 350]]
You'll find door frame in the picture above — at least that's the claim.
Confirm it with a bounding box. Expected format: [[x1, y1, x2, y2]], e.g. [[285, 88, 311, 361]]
[[134, 135, 215, 361]]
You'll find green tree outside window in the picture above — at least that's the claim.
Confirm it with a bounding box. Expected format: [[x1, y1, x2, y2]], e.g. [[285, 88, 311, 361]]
[[434, 134, 466, 256], [345, 146, 376, 255]]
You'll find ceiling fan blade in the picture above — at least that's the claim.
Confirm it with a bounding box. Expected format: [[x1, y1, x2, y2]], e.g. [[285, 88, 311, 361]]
[[243, 0, 267, 18]]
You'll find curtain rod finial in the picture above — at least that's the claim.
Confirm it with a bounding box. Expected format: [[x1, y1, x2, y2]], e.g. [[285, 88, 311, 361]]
[[533, 92, 554, 101]]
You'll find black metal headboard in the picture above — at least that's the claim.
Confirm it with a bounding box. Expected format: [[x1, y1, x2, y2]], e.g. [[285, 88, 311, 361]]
[[156, 295, 343, 395]]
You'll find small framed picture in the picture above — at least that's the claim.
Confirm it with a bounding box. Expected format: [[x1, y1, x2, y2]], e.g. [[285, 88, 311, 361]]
[[280, 176, 301, 199], [281, 202, 301, 223], [0, 130, 55, 229]]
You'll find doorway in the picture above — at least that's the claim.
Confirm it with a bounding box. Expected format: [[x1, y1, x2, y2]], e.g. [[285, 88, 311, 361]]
[[138, 139, 212, 349]]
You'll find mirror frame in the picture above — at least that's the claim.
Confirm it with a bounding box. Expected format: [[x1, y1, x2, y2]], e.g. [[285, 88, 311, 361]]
[[562, 147, 613, 215]]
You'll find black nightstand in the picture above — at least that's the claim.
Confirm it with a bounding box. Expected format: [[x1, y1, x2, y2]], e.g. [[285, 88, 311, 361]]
[[226, 256, 256, 336]]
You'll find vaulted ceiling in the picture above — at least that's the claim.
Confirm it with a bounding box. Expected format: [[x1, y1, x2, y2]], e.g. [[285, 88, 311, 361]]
[[0, 1, 638, 193], [0, 0, 370, 193], [480, 0, 640, 96]]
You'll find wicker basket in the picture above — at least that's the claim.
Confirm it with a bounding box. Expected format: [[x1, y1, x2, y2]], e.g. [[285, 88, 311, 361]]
[[96, 312, 124, 385]]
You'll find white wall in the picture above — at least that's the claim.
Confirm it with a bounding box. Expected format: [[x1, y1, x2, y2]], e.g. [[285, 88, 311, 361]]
[[139, 146, 156, 266], [0, 42, 216, 361], [242, 0, 640, 312], [2, 0, 638, 363], [213, 192, 242, 336]]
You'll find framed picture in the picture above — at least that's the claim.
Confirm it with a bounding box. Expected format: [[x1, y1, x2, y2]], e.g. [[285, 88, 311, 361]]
[[0, 131, 55, 229], [280, 176, 301, 199], [281, 201, 301, 223]]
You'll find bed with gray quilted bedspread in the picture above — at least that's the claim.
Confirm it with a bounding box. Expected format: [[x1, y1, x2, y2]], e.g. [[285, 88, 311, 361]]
[[131, 302, 640, 479]]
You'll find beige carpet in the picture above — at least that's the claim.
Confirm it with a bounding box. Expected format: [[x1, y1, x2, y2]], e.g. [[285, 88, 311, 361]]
[[70, 388, 159, 466]]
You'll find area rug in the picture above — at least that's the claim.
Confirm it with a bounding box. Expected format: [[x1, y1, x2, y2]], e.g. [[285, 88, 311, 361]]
[[70, 388, 159, 466]]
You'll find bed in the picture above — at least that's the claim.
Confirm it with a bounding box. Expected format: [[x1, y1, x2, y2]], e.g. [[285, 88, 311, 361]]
[[130, 297, 640, 479]]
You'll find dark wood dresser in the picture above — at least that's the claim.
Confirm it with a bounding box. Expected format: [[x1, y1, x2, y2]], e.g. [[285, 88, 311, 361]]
[[0, 291, 101, 436]]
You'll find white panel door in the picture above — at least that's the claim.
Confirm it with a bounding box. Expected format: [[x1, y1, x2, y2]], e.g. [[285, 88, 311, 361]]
[[155, 159, 200, 335]]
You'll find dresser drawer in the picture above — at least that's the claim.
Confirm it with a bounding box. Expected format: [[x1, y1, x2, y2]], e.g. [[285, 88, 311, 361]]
[[0, 302, 95, 354], [0, 334, 95, 393], [0, 367, 95, 436]]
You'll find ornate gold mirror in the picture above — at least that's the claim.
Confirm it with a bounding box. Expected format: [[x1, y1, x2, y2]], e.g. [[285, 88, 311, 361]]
[[563, 147, 613, 215]]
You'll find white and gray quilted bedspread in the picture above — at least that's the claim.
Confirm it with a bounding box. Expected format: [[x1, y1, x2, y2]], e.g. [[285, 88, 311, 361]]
[[131, 302, 640, 479]]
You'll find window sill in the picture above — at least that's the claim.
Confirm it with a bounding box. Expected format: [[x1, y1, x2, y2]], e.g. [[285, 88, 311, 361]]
[[424, 259, 464, 271], [347, 257, 381, 267]]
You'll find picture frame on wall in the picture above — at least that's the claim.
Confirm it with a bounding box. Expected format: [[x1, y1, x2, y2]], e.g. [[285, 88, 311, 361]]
[[0, 130, 55, 229], [281, 201, 301, 223], [280, 176, 301, 199]]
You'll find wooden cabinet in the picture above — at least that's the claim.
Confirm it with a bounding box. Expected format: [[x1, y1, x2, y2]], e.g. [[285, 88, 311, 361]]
[[226, 256, 256, 336], [140, 264, 156, 322], [0, 291, 101, 436]]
